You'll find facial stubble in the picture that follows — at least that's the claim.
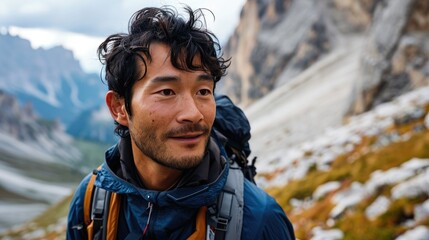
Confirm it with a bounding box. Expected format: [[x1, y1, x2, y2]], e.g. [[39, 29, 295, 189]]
[[130, 123, 211, 170]]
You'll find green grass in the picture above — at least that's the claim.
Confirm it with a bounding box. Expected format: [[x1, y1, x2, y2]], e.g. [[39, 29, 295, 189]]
[[0, 138, 112, 239], [72, 138, 112, 172]]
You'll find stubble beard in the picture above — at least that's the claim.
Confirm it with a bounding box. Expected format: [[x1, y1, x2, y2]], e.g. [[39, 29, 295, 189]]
[[131, 124, 211, 170]]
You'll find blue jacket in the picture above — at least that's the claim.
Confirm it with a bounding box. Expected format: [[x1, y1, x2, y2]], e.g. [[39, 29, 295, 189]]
[[67, 139, 295, 239]]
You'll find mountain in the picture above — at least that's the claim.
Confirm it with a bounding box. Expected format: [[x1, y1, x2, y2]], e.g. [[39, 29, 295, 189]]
[[0, 33, 105, 126], [222, 0, 429, 110], [0, 90, 81, 164], [67, 105, 117, 144], [0, 90, 85, 233], [0, 34, 115, 233]]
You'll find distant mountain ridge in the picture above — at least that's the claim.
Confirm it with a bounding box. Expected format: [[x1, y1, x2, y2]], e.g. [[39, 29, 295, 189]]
[[0, 33, 105, 126]]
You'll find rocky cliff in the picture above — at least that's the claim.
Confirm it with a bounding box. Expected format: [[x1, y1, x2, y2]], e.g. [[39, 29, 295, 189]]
[[0, 90, 81, 163], [222, 0, 429, 111]]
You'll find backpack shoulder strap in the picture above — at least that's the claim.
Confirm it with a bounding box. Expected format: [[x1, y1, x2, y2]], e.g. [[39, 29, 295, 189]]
[[207, 161, 244, 240], [83, 169, 98, 240], [84, 166, 121, 240], [84, 168, 99, 226], [106, 191, 121, 239]]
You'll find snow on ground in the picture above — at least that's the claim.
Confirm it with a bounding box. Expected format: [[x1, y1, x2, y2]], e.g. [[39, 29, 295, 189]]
[[365, 196, 391, 220], [0, 162, 72, 203], [0, 201, 47, 234], [326, 158, 429, 219], [330, 182, 365, 219], [313, 181, 341, 200], [395, 226, 429, 240], [415, 199, 429, 223], [311, 226, 344, 240], [0, 132, 57, 163], [365, 158, 429, 196], [391, 168, 429, 200], [254, 86, 429, 188]]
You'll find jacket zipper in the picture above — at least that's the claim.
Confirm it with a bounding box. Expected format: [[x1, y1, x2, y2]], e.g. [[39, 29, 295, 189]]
[[143, 202, 153, 237]]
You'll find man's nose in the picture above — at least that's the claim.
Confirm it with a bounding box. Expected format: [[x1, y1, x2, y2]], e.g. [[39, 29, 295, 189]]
[[177, 95, 204, 123]]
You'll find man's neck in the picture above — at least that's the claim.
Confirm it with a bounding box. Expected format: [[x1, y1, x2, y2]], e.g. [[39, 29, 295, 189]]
[[134, 157, 183, 191]]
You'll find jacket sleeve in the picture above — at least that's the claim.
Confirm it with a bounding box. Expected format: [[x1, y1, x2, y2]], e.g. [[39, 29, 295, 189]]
[[242, 180, 295, 240], [66, 173, 92, 240], [260, 199, 295, 240]]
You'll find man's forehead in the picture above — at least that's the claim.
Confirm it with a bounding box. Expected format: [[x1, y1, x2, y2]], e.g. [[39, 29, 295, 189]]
[[135, 43, 213, 80]]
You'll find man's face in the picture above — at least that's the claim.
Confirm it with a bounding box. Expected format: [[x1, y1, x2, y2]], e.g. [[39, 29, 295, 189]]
[[125, 43, 216, 170]]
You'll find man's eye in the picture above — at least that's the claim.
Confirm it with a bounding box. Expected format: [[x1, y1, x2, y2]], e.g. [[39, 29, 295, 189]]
[[198, 89, 212, 96], [159, 89, 175, 96]]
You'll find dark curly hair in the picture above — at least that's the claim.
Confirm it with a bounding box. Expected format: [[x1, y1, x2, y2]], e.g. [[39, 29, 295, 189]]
[[98, 6, 230, 137]]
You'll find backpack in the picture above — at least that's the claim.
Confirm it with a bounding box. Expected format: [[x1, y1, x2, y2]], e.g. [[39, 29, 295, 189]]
[[83, 94, 257, 240]]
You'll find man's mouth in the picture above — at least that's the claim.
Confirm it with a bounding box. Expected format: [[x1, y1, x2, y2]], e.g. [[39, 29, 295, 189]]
[[170, 132, 204, 139]]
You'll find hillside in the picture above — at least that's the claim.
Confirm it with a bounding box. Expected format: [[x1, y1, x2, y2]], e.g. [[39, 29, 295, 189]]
[[255, 86, 429, 239]]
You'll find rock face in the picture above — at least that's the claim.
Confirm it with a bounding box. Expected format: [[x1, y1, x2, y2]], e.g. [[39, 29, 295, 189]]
[[0, 90, 81, 163], [222, 0, 429, 110], [349, 0, 429, 114]]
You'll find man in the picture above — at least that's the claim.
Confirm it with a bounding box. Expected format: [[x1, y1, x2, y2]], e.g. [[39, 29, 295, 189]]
[[67, 6, 295, 240]]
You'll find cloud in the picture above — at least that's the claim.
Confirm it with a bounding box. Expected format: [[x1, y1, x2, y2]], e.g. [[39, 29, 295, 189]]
[[1, 0, 246, 72], [8, 26, 104, 73], [1, 0, 245, 41]]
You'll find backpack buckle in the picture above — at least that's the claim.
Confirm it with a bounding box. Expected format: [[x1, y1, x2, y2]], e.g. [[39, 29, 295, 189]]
[[215, 217, 229, 232]]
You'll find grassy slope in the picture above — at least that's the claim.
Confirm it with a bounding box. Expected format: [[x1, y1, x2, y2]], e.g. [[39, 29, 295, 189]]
[[268, 123, 429, 239], [0, 139, 110, 239]]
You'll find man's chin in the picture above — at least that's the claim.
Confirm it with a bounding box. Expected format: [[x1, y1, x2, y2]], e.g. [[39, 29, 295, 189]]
[[160, 154, 204, 170]]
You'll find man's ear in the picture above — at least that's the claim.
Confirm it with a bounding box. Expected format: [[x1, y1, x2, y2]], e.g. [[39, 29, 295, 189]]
[[106, 90, 129, 127]]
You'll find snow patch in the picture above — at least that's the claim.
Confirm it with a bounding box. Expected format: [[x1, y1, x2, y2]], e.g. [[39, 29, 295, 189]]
[[365, 196, 391, 220], [313, 181, 341, 200], [0, 162, 71, 203], [391, 168, 429, 200], [395, 226, 429, 240], [330, 182, 365, 219], [311, 226, 344, 240], [364, 158, 429, 196], [415, 199, 429, 223]]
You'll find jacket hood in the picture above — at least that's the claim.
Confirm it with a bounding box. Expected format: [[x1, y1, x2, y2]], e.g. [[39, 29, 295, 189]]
[[94, 137, 229, 208]]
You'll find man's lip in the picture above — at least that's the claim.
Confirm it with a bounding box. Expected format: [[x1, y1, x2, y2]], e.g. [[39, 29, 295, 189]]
[[170, 132, 205, 139]]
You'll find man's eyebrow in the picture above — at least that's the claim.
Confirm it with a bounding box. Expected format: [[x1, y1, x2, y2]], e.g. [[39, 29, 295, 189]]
[[151, 75, 179, 83], [150, 74, 214, 83], [197, 74, 214, 81]]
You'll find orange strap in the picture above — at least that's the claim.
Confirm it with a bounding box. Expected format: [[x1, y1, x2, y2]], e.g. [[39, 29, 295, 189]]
[[84, 172, 98, 226], [187, 206, 207, 240], [106, 192, 121, 240]]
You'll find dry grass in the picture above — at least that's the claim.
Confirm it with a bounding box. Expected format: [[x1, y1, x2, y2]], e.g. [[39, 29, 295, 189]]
[[272, 128, 429, 240]]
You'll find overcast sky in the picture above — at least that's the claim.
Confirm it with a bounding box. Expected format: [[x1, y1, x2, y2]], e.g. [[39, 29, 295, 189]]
[[0, 0, 246, 73]]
